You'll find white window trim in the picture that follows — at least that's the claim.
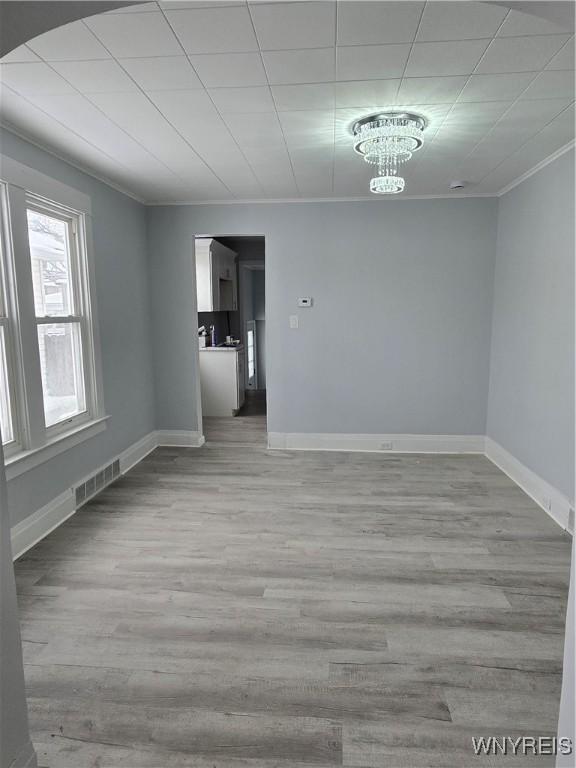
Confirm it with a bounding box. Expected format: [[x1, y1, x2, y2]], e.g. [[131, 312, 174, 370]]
[[0, 154, 106, 472]]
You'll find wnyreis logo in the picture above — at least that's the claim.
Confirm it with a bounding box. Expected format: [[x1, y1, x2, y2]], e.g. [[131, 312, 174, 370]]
[[472, 736, 573, 757]]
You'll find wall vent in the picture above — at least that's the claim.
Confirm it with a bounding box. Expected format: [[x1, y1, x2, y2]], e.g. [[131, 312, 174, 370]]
[[75, 459, 120, 508]]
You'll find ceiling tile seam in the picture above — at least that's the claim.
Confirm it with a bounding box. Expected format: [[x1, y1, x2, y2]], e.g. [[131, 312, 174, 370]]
[[29, 36, 194, 192], [396, 0, 427, 98], [475, 101, 575, 187], [245, 0, 302, 197], [408, 6, 512, 174], [0, 94, 149, 203], [545, 33, 575, 67], [156, 4, 267, 198]]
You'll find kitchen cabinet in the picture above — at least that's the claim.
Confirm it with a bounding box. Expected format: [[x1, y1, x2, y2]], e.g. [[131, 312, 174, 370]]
[[195, 238, 237, 312], [199, 347, 245, 417]]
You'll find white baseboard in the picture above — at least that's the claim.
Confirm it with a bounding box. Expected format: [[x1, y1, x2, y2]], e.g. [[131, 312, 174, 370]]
[[119, 432, 158, 474], [11, 489, 75, 561], [268, 432, 485, 453], [156, 430, 205, 447], [485, 437, 574, 534], [9, 741, 37, 768], [11, 430, 205, 560]]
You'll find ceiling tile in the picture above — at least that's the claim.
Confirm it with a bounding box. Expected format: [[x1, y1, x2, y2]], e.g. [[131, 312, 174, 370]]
[[146, 87, 219, 118], [27, 21, 111, 61], [405, 40, 490, 77], [497, 8, 573, 37], [271, 83, 335, 111], [519, 69, 575, 100], [224, 112, 286, 150], [250, 2, 336, 51], [336, 44, 410, 81], [337, 1, 423, 46], [209, 86, 275, 113], [0, 63, 76, 95], [262, 48, 335, 85], [457, 72, 536, 102], [88, 91, 211, 179], [546, 36, 574, 70], [51, 60, 138, 93], [334, 78, 399, 108], [120, 56, 202, 90], [396, 75, 467, 105], [417, 1, 507, 42], [476, 35, 571, 73], [0, 45, 41, 63], [278, 109, 335, 145], [166, 6, 258, 53], [86, 11, 181, 58], [189, 52, 267, 87], [145, 92, 233, 148]]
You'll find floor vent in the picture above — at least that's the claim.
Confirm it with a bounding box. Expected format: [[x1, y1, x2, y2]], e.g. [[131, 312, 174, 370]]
[[75, 459, 120, 508]]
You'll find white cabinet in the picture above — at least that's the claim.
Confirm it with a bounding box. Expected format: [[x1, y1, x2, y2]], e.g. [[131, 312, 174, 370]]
[[200, 348, 245, 417], [195, 238, 237, 312]]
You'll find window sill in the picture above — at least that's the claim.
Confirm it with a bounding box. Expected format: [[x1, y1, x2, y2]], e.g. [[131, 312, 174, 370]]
[[5, 416, 109, 481]]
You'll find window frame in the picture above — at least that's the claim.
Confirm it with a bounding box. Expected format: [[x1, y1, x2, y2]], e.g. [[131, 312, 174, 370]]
[[0, 182, 23, 456], [26, 194, 98, 438], [0, 155, 106, 476]]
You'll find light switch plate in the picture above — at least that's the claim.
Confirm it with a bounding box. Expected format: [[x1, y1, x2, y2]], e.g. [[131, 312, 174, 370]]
[[298, 297, 313, 307]]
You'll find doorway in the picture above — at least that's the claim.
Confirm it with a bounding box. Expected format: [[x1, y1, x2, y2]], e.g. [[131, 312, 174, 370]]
[[193, 235, 266, 436]]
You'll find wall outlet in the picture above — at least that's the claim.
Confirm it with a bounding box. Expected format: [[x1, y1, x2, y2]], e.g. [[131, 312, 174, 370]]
[[380, 441, 393, 450], [289, 315, 299, 329]]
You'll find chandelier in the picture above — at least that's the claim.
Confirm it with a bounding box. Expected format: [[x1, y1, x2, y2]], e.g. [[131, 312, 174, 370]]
[[351, 112, 427, 195]]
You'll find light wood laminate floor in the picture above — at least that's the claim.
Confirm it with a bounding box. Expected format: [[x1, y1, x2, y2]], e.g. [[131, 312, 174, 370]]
[[15, 408, 571, 767]]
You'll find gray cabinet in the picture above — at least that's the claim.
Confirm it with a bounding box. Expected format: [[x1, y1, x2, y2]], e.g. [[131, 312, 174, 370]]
[[195, 238, 237, 312]]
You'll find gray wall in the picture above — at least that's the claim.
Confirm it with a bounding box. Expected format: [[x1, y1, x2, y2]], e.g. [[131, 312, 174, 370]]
[[1, 129, 156, 525], [487, 150, 575, 501], [147, 198, 498, 435]]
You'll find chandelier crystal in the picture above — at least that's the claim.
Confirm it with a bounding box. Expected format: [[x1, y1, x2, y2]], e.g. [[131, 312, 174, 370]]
[[351, 112, 426, 195]]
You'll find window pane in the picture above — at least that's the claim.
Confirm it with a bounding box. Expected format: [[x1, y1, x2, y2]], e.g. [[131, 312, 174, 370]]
[[38, 323, 86, 427], [27, 209, 73, 316], [0, 326, 14, 444]]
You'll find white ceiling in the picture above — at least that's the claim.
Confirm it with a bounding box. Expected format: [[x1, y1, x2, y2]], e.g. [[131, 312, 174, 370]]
[[0, 1, 574, 203]]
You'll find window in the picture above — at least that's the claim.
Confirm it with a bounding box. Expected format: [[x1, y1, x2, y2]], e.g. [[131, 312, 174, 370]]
[[27, 203, 88, 430], [0, 167, 104, 469]]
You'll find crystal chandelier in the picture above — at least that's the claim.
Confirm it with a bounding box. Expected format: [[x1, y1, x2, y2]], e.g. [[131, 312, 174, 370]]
[[351, 112, 427, 195]]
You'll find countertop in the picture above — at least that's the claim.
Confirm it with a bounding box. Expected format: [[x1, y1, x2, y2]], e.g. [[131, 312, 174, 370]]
[[199, 344, 244, 353]]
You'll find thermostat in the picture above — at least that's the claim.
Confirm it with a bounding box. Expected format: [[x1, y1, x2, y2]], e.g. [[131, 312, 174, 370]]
[[298, 297, 313, 307]]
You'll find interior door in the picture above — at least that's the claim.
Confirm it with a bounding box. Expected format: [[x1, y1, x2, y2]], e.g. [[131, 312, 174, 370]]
[[246, 320, 257, 390]]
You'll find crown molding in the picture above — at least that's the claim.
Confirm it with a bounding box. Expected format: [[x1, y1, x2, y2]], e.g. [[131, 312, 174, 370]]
[[0, 123, 147, 205], [497, 140, 576, 198], [146, 192, 498, 207]]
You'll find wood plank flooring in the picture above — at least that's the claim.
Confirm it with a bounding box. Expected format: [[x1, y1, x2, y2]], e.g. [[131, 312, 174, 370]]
[[15, 404, 572, 767]]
